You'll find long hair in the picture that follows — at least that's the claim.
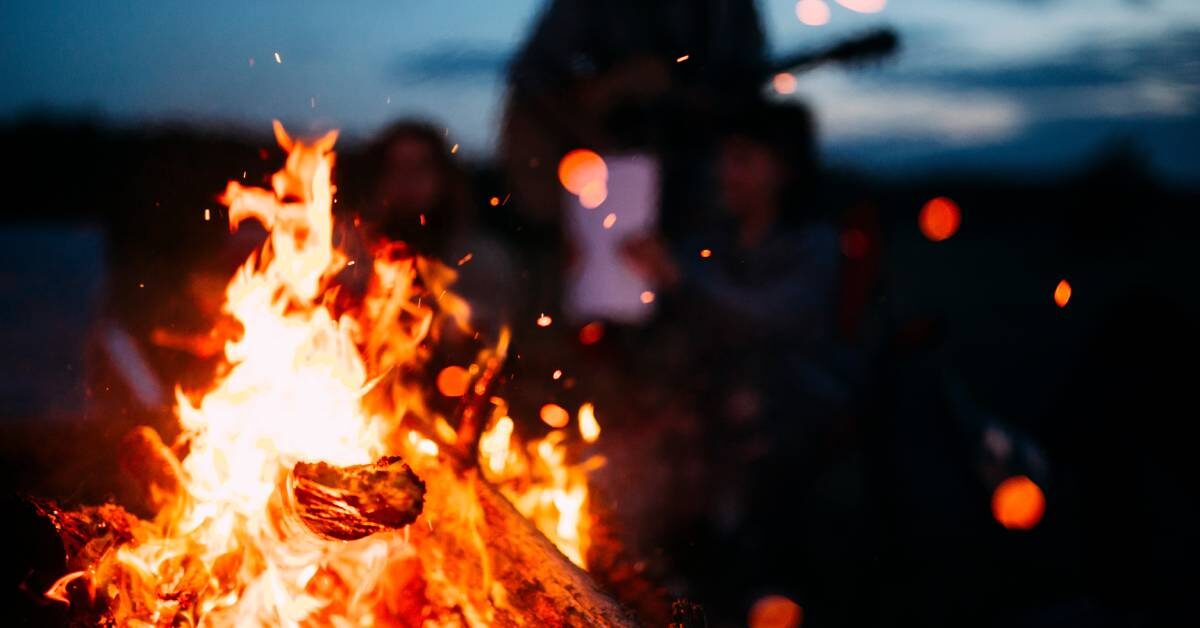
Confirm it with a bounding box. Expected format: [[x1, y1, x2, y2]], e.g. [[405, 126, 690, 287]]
[[350, 120, 474, 255], [721, 100, 822, 226]]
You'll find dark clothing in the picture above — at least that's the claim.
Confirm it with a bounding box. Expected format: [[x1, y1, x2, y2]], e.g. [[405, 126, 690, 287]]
[[509, 0, 766, 97]]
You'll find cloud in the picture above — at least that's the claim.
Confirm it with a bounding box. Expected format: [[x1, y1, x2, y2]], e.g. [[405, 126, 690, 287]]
[[796, 70, 1027, 144], [389, 44, 511, 83]]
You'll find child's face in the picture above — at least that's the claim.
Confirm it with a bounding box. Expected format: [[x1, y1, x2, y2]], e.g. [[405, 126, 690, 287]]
[[719, 135, 783, 219]]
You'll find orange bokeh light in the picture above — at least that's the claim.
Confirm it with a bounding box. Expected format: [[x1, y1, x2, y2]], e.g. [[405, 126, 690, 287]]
[[558, 149, 607, 195], [919, 196, 961, 242], [578, 321, 604, 345], [992, 475, 1045, 530], [579, 179, 608, 209], [700, 248, 712, 258], [795, 0, 830, 26], [540, 403, 570, 429], [537, 313, 553, 327], [640, 290, 655, 304], [749, 594, 804, 628], [836, 0, 887, 13], [773, 73, 798, 95], [1054, 279, 1071, 308], [436, 365, 470, 398], [840, 228, 869, 259]]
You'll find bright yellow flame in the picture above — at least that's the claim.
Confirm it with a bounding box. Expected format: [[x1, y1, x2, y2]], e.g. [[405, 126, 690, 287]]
[[578, 403, 600, 443], [47, 122, 607, 624]]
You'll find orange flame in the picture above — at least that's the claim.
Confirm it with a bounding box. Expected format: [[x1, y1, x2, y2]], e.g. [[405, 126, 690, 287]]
[[46, 123, 604, 624]]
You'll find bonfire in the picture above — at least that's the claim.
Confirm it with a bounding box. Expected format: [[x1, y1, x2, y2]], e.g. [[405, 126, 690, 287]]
[[37, 123, 638, 627]]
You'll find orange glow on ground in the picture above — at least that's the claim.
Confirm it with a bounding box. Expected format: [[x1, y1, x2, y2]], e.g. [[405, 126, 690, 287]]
[[919, 196, 961, 242], [749, 594, 804, 628], [540, 403, 570, 428], [795, 0, 830, 26], [992, 475, 1046, 530], [436, 365, 471, 397], [1054, 279, 1072, 308], [558, 149, 607, 195], [773, 73, 798, 95], [579, 321, 604, 345]]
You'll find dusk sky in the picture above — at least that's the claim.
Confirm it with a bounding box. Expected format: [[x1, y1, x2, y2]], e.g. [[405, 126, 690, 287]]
[[3, 0, 1198, 181]]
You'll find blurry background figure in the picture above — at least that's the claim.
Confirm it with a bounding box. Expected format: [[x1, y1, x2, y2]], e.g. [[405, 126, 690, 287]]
[[500, 0, 768, 319], [622, 99, 881, 624], [352, 120, 516, 337]]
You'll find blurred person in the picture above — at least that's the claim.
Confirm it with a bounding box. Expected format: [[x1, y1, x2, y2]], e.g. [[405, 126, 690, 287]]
[[500, 0, 769, 319], [623, 100, 876, 622], [353, 121, 517, 337]]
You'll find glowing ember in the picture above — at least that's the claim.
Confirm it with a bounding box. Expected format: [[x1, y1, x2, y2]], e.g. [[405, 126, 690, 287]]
[[41, 122, 613, 625], [795, 0, 830, 27], [992, 475, 1045, 530], [540, 403, 570, 429], [840, 228, 869, 259], [919, 196, 961, 242], [700, 248, 712, 258], [437, 365, 471, 397], [836, 0, 887, 13], [578, 403, 601, 443], [580, 179, 609, 209], [749, 594, 804, 628], [579, 321, 605, 345], [773, 73, 798, 95], [1054, 279, 1072, 308], [558, 149, 607, 195]]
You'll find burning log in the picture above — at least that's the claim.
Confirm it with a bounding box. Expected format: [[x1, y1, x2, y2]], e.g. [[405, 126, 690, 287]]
[[286, 456, 426, 541], [412, 463, 638, 627], [119, 425, 185, 514]]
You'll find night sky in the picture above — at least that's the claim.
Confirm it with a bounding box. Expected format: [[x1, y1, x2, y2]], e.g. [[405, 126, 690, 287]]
[[3, 0, 1198, 181]]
